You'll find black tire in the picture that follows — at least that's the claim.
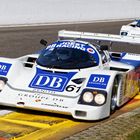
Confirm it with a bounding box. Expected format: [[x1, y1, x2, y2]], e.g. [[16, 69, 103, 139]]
[[110, 77, 118, 114]]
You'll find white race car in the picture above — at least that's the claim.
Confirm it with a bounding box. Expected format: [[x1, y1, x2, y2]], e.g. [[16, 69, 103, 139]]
[[120, 19, 140, 37], [0, 30, 139, 120]]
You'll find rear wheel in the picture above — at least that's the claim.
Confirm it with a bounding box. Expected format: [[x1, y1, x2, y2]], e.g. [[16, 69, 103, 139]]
[[110, 77, 118, 114]]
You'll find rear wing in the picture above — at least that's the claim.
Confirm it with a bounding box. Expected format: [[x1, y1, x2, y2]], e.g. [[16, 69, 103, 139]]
[[58, 30, 140, 44]]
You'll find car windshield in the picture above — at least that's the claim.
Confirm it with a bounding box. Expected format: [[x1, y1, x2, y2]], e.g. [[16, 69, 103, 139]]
[[136, 20, 140, 27], [37, 47, 98, 69]]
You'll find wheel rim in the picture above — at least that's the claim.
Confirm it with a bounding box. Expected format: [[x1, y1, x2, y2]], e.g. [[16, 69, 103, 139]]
[[111, 91, 117, 111], [111, 79, 118, 112]]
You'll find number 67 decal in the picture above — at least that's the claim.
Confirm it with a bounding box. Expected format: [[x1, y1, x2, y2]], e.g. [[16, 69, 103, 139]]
[[66, 85, 81, 93]]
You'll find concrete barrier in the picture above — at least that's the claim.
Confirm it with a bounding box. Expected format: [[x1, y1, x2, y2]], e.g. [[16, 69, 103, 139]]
[[0, 0, 140, 26]]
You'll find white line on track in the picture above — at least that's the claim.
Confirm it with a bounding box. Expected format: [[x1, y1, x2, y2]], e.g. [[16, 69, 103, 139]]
[[0, 18, 134, 28]]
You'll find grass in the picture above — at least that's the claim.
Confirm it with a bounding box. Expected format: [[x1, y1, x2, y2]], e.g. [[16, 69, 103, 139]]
[[127, 128, 140, 140]]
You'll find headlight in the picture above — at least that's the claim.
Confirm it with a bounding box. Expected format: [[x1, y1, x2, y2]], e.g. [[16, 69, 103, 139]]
[[94, 94, 105, 105], [78, 89, 107, 106], [82, 91, 94, 103], [0, 80, 6, 91]]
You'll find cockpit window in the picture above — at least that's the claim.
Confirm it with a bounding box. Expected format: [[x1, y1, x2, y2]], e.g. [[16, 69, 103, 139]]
[[37, 47, 98, 69], [136, 20, 140, 27]]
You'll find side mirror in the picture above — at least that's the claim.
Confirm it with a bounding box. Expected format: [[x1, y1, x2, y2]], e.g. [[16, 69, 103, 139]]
[[100, 45, 108, 51], [40, 39, 47, 46]]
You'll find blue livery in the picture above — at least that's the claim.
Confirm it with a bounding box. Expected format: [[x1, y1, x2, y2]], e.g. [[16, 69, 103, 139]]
[[29, 68, 76, 92], [111, 52, 140, 68], [87, 74, 110, 89], [0, 62, 12, 76]]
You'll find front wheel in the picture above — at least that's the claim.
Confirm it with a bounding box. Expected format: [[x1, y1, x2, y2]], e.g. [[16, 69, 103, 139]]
[[110, 77, 118, 114]]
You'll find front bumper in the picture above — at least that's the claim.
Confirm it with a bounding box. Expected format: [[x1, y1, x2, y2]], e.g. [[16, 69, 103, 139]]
[[0, 84, 110, 121]]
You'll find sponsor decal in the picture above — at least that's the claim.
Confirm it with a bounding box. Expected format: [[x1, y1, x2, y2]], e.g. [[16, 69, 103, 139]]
[[0, 62, 12, 76], [47, 41, 86, 51], [33, 88, 56, 94], [46, 40, 99, 64], [18, 93, 65, 106], [124, 69, 140, 97], [29, 68, 76, 92], [87, 48, 95, 54], [41, 103, 68, 108], [87, 74, 110, 89], [18, 93, 49, 100]]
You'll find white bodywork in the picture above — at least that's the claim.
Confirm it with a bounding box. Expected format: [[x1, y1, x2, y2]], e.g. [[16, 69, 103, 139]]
[[0, 31, 139, 120], [120, 20, 140, 37]]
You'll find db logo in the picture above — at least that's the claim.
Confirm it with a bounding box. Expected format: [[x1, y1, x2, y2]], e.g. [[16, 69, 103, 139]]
[[0, 65, 7, 70], [87, 74, 110, 89], [0, 62, 12, 76], [92, 77, 105, 83], [30, 74, 68, 91]]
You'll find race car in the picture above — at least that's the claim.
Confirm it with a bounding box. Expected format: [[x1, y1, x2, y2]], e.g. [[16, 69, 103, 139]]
[[0, 30, 139, 121], [120, 19, 140, 37]]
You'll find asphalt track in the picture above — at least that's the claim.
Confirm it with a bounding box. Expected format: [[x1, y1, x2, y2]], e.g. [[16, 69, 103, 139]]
[[0, 20, 140, 58], [0, 21, 140, 140]]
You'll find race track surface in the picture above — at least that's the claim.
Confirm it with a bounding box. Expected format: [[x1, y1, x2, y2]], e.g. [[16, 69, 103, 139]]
[[0, 21, 140, 140], [0, 20, 139, 58]]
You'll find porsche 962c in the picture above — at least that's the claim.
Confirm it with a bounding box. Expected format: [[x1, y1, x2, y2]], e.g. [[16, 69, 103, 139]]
[[0, 30, 139, 120]]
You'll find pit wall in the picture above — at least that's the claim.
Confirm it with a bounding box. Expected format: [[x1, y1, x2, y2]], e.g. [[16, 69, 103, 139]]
[[0, 0, 140, 26]]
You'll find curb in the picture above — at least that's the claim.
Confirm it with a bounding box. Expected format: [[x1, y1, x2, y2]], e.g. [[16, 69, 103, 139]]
[[64, 108, 140, 140]]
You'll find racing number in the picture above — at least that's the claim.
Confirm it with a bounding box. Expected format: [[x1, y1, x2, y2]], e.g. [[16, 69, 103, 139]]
[[66, 85, 81, 93]]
